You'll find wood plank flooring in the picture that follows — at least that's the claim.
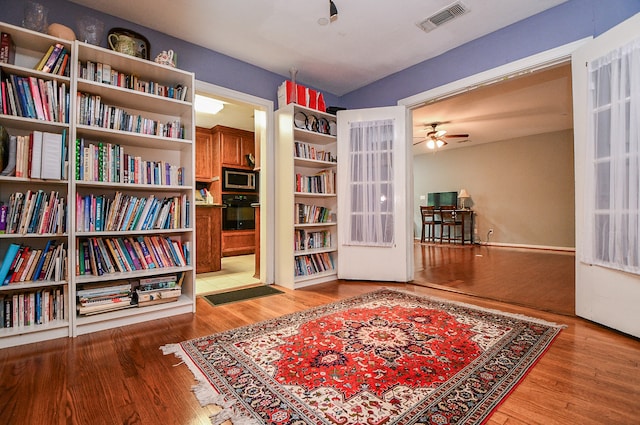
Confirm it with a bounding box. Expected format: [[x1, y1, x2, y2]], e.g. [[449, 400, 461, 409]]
[[0, 247, 638, 425]]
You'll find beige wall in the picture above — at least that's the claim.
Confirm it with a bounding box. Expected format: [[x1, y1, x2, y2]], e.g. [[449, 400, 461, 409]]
[[413, 129, 575, 248]]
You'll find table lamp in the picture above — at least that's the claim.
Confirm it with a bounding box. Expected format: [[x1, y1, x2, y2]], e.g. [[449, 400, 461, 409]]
[[458, 189, 470, 209]]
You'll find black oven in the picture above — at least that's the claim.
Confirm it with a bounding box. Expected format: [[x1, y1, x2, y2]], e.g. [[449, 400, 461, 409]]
[[222, 167, 258, 192], [222, 194, 259, 230]]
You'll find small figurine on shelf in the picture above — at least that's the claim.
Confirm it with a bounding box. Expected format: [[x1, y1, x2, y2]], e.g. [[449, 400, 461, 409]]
[[155, 50, 176, 67]]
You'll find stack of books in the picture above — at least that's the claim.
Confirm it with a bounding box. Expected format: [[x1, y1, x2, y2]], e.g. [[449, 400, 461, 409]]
[[76, 280, 132, 315], [134, 273, 182, 307]]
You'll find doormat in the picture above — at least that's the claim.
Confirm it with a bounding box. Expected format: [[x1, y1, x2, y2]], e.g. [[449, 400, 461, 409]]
[[163, 288, 564, 424], [203, 285, 284, 306]]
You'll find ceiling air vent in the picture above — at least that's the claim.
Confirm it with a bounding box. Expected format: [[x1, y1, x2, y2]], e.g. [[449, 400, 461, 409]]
[[417, 1, 469, 33]]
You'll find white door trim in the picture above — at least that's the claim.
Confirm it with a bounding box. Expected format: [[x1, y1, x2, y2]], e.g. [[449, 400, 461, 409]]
[[195, 80, 275, 284], [397, 37, 591, 111]]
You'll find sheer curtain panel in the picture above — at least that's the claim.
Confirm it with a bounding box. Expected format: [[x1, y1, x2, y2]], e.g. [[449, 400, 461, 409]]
[[584, 36, 640, 274], [346, 119, 394, 246]]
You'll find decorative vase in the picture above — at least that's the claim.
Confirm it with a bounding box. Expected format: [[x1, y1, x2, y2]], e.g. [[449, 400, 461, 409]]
[[22, 1, 48, 33]]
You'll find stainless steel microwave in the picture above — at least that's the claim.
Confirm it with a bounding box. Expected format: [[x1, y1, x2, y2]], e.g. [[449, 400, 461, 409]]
[[222, 168, 258, 192]]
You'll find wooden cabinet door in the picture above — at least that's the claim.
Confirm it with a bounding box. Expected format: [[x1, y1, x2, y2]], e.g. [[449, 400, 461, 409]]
[[215, 126, 255, 169], [195, 127, 213, 181], [196, 207, 221, 273], [221, 131, 243, 167]]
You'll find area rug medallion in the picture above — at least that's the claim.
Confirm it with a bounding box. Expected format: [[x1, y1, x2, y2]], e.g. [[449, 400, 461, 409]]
[[162, 289, 564, 425]]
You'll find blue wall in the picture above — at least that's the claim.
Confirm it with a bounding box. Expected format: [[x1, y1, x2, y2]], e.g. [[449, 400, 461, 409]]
[[1, 0, 639, 109]]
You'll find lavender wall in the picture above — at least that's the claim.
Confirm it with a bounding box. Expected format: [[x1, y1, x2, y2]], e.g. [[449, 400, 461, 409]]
[[1, 0, 639, 109]]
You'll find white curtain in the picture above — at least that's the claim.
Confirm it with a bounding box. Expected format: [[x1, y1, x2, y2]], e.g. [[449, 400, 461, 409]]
[[583, 37, 640, 275], [346, 119, 394, 246]]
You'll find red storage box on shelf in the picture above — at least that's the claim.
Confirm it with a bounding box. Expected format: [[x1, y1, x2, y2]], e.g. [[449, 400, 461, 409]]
[[278, 80, 326, 112]]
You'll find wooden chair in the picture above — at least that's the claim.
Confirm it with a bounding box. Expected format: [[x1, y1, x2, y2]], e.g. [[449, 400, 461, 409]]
[[420, 206, 441, 243], [438, 205, 463, 243]]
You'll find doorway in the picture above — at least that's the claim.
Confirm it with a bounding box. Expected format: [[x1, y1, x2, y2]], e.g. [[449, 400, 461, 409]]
[[193, 81, 274, 294], [401, 39, 588, 313]]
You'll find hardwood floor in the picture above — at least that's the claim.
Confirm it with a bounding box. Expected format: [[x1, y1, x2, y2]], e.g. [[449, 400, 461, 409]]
[[1, 248, 638, 424], [413, 243, 575, 315]]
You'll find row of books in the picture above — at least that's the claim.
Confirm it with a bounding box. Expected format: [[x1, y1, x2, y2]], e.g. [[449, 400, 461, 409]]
[[76, 279, 132, 315], [74, 138, 185, 185], [294, 203, 334, 224], [135, 273, 183, 307], [76, 273, 183, 315], [0, 190, 66, 235], [76, 92, 185, 139], [36, 43, 71, 76], [294, 141, 337, 163], [75, 192, 189, 232], [78, 60, 189, 101], [0, 241, 67, 286], [1, 72, 70, 123], [0, 127, 68, 180], [76, 236, 190, 277], [294, 229, 333, 252], [294, 252, 335, 277], [295, 169, 336, 194], [1, 287, 65, 328]]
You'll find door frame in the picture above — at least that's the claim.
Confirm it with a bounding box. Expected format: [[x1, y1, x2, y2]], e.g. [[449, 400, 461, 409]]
[[396, 37, 590, 269], [195, 80, 275, 284]]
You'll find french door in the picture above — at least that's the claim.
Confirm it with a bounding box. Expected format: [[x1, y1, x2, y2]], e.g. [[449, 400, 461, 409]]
[[336, 106, 413, 282]]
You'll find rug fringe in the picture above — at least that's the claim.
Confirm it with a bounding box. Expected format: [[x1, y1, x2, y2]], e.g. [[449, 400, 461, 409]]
[[160, 344, 259, 425]]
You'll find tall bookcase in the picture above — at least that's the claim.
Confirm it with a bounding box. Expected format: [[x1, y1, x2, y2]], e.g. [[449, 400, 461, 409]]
[[0, 21, 195, 347], [275, 103, 338, 289]]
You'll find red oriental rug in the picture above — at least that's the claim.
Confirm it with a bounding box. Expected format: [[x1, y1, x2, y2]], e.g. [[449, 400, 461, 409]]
[[162, 289, 564, 425]]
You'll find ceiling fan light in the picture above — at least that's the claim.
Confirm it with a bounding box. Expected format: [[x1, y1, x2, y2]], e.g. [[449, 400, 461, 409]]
[[436, 139, 445, 148], [426, 139, 436, 149]]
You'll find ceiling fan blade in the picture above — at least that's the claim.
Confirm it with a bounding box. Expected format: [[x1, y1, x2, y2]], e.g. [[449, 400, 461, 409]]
[[444, 133, 469, 138]]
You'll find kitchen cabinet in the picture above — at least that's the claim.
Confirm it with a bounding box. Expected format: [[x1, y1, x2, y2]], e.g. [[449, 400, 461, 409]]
[[195, 206, 222, 273], [214, 125, 255, 170], [195, 127, 213, 181]]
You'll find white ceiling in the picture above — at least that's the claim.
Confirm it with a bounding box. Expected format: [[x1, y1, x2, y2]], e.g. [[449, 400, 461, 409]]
[[68, 0, 572, 143], [411, 62, 573, 155]]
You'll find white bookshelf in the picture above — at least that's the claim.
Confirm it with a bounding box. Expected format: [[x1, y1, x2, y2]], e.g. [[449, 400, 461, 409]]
[[0, 21, 196, 347], [275, 103, 338, 289]]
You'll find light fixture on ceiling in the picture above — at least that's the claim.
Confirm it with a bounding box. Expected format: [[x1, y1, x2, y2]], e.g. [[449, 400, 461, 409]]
[[330, 0, 338, 22], [195, 94, 224, 115], [426, 138, 446, 150]]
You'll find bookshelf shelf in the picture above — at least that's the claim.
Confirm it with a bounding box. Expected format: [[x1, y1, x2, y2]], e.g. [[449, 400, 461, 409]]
[[0, 21, 195, 347], [276, 103, 338, 289], [75, 124, 191, 150]]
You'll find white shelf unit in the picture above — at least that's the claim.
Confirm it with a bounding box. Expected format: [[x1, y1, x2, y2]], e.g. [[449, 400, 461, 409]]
[[0, 22, 73, 348], [0, 21, 195, 347], [275, 104, 338, 289], [71, 41, 195, 337]]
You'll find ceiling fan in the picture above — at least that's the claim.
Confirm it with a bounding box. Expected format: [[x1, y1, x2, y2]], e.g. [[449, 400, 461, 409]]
[[413, 122, 469, 149]]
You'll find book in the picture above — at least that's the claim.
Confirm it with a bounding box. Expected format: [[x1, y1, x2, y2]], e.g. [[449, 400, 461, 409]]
[[0, 204, 7, 233], [30, 130, 43, 179], [41, 43, 64, 73], [0, 243, 20, 285], [40, 132, 62, 180], [35, 44, 55, 71], [0, 32, 15, 65]]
